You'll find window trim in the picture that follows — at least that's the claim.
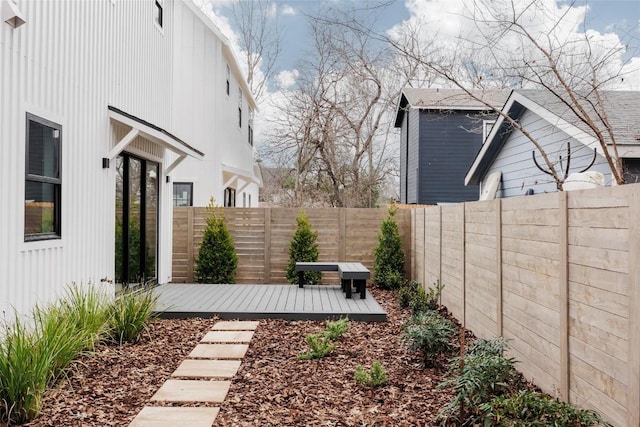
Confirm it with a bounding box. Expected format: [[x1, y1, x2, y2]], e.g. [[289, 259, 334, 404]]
[[172, 182, 194, 207], [25, 113, 62, 241]]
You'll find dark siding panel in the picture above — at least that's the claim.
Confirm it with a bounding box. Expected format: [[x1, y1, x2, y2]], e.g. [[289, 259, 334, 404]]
[[406, 109, 420, 203], [399, 112, 407, 203], [418, 111, 486, 204]]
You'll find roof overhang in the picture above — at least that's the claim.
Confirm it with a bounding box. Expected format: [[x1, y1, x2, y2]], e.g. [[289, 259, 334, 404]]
[[464, 91, 605, 186], [222, 163, 263, 193], [107, 106, 204, 173]]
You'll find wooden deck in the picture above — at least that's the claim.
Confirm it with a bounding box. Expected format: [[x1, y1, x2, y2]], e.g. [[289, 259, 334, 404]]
[[153, 284, 386, 322]]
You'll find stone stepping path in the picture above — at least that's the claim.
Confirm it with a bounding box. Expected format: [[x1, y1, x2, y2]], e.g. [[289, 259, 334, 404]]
[[129, 320, 259, 426]]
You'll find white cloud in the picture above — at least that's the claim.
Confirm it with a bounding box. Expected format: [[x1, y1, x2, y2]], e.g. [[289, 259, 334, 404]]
[[281, 5, 296, 16], [267, 3, 278, 19], [275, 69, 299, 89]]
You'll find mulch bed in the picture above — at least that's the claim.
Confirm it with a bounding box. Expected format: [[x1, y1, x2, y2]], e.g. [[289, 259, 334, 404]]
[[27, 287, 458, 426]]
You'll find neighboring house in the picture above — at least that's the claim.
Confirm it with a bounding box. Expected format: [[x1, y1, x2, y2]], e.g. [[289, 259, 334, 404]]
[[465, 89, 640, 198], [0, 0, 257, 316], [394, 88, 509, 204], [258, 165, 296, 207]]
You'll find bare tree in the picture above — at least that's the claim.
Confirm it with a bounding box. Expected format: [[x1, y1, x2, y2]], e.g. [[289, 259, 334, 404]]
[[227, 0, 281, 102], [262, 6, 411, 207], [387, 0, 638, 188]]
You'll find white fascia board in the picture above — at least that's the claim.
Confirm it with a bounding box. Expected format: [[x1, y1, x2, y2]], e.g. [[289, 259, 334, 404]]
[[464, 91, 602, 186], [108, 109, 204, 160], [183, 0, 257, 111]]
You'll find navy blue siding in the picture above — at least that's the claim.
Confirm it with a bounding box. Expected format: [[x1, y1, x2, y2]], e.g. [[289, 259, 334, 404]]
[[417, 110, 485, 204]]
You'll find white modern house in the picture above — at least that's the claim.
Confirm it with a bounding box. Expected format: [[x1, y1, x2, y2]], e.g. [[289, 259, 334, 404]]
[[0, 0, 259, 316]]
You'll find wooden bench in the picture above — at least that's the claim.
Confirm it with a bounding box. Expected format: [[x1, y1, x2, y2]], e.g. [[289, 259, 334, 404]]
[[295, 262, 370, 299]]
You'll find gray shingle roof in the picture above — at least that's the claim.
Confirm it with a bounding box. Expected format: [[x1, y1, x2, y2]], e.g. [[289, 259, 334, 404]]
[[514, 89, 640, 146], [394, 88, 511, 127]]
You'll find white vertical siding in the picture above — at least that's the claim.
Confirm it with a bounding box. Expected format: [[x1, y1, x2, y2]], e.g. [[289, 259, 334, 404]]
[[482, 110, 612, 198], [170, 1, 258, 207], [0, 0, 207, 315]]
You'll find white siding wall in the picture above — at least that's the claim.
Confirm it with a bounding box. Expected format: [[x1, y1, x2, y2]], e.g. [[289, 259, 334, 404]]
[[0, 0, 233, 315], [482, 110, 613, 198], [170, 2, 258, 207]]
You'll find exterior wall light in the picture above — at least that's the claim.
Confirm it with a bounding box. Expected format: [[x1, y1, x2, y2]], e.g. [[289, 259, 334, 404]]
[[2, 0, 26, 28]]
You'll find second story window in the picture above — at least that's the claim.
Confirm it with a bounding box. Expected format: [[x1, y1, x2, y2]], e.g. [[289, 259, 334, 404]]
[[226, 65, 230, 96], [154, 0, 163, 28], [248, 109, 254, 146], [238, 89, 243, 128]]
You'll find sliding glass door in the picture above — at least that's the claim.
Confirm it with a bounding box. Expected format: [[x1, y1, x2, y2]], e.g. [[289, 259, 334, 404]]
[[115, 153, 158, 286]]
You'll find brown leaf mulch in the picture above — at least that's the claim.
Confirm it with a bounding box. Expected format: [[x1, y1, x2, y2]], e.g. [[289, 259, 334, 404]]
[[28, 287, 457, 426]]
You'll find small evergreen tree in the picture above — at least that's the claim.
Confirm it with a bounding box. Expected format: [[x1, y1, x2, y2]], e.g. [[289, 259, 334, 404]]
[[373, 202, 405, 289], [286, 210, 321, 285], [195, 199, 238, 283]]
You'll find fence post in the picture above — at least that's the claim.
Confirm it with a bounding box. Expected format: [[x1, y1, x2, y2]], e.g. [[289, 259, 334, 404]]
[[339, 208, 346, 262], [461, 203, 466, 328], [187, 207, 194, 283], [495, 199, 503, 337], [264, 208, 271, 284], [629, 186, 640, 427], [559, 191, 569, 401], [411, 209, 416, 280]]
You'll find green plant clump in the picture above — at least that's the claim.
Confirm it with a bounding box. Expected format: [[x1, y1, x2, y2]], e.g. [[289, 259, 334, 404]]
[[354, 361, 388, 387], [398, 280, 420, 308], [325, 317, 349, 340], [437, 337, 520, 425], [107, 288, 159, 345], [479, 390, 613, 427], [373, 203, 405, 289], [402, 310, 456, 366], [286, 209, 321, 285], [195, 199, 238, 284], [0, 284, 114, 425], [298, 332, 336, 360]]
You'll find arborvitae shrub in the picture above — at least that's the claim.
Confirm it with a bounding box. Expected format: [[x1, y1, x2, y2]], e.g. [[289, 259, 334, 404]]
[[195, 199, 238, 283], [286, 210, 321, 285], [373, 203, 405, 289]]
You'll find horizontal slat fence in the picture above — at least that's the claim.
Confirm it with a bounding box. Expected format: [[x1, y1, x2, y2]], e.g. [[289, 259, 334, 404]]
[[172, 207, 412, 285], [410, 184, 640, 427]]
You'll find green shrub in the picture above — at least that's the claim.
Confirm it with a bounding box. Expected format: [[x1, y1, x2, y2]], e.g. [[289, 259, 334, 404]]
[[437, 337, 519, 425], [398, 280, 420, 308], [373, 203, 405, 289], [298, 332, 336, 360], [286, 210, 321, 285], [0, 313, 57, 424], [195, 199, 238, 284], [479, 390, 613, 427], [354, 361, 387, 387], [402, 310, 456, 366], [107, 288, 158, 345], [60, 283, 112, 349], [325, 317, 349, 340]]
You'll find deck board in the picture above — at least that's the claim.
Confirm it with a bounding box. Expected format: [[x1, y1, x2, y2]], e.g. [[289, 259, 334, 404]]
[[153, 284, 386, 321]]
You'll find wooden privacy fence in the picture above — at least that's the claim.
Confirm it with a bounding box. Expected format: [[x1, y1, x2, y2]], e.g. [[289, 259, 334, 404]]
[[172, 207, 412, 285], [411, 184, 639, 427]]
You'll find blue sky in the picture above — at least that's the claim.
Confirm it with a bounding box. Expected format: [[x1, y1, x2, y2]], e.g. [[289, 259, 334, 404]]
[[225, 0, 640, 75]]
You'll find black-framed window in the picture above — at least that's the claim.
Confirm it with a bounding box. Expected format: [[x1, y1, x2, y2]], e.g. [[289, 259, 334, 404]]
[[25, 113, 62, 241], [172, 182, 193, 206], [238, 88, 243, 128], [248, 108, 254, 146], [224, 187, 236, 207], [154, 0, 163, 28], [226, 65, 230, 96], [623, 158, 640, 184]]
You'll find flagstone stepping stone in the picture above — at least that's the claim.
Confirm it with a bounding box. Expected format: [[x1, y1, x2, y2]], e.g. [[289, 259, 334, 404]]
[[201, 330, 254, 343], [129, 407, 219, 427], [188, 343, 249, 359], [212, 320, 259, 330], [172, 359, 241, 378], [150, 380, 231, 403]]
